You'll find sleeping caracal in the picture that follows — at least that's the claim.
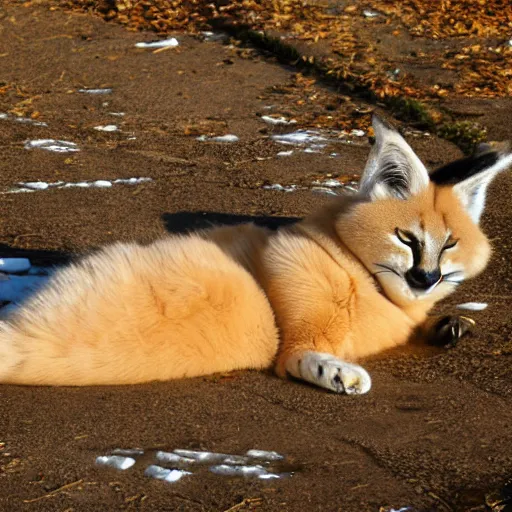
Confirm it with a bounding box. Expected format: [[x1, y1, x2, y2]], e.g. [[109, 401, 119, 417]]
[[1, 117, 510, 393]]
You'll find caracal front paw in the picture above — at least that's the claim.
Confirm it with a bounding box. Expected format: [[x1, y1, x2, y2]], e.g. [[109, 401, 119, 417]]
[[427, 315, 475, 348], [285, 351, 372, 395]]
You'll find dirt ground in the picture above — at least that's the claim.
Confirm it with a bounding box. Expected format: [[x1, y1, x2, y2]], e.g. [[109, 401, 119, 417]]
[[0, 3, 511, 511]]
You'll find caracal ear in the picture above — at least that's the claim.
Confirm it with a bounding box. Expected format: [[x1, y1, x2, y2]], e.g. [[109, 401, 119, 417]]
[[430, 146, 512, 224], [359, 116, 430, 201]]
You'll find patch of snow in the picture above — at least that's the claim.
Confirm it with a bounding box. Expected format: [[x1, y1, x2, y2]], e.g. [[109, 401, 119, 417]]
[[79, 88, 112, 94], [261, 115, 297, 125], [456, 302, 488, 311], [323, 179, 343, 187], [8, 177, 152, 193], [27, 266, 52, 276], [62, 182, 90, 188], [262, 178, 358, 195], [155, 451, 195, 464], [144, 465, 191, 483], [172, 449, 247, 464], [272, 130, 327, 146], [172, 449, 221, 462], [15, 117, 48, 127], [312, 179, 343, 188], [312, 187, 339, 196], [350, 129, 366, 137], [22, 182, 50, 190], [112, 448, 144, 456], [258, 473, 283, 480], [363, 10, 380, 17], [210, 464, 281, 479], [202, 31, 227, 42], [24, 139, 79, 153], [222, 455, 251, 465], [93, 180, 112, 188], [303, 144, 326, 153], [96, 455, 136, 471], [0, 258, 31, 274], [246, 450, 284, 461], [135, 38, 179, 49], [211, 134, 239, 142], [6, 188, 36, 194], [91, 448, 293, 483], [109, 112, 125, 117], [94, 125, 118, 132], [197, 134, 239, 143], [0, 113, 47, 126], [277, 150, 293, 157], [262, 184, 298, 192], [0, 275, 49, 303], [113, 177, 152, 185]]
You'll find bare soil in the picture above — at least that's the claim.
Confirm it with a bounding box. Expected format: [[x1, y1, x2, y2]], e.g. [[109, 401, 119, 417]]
[[0, 3, 511, 511]]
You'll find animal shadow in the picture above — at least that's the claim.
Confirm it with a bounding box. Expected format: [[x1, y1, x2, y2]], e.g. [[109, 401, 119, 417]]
[[0, 244, 71, 267], [161, 211, 300, 234]]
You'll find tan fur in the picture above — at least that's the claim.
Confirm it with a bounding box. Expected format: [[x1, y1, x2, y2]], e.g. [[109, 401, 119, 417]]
[[0, 122, 505, 388], [0, 237, 278, 385]]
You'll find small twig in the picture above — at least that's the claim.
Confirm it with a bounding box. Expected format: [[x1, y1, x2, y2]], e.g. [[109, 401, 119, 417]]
[[152, 46, 174, 54], [51, 71, 67, 87], [40, 34, 73, 42], [23, 479, 84, 503], [13, 233, 39, 243], [427, 491, 454, 511], [125, 492, 146, 503], [171, 492, 206, 509], [224, 497, 263, 512], [349, 483, 369, 491]]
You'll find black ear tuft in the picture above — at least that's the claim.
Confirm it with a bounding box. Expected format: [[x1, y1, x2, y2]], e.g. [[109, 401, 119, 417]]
[[430, 152, 499, 185]]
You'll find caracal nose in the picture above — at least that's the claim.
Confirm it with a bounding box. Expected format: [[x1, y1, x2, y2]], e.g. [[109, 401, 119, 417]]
[[405, 267, 441, 290]]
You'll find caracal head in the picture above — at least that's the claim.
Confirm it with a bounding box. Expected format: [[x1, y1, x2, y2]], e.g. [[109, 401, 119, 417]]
[[337, 116, 512, 308]]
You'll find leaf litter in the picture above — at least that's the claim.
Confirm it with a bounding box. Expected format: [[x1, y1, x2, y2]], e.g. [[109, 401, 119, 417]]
[[58, 0, 511, 153]]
